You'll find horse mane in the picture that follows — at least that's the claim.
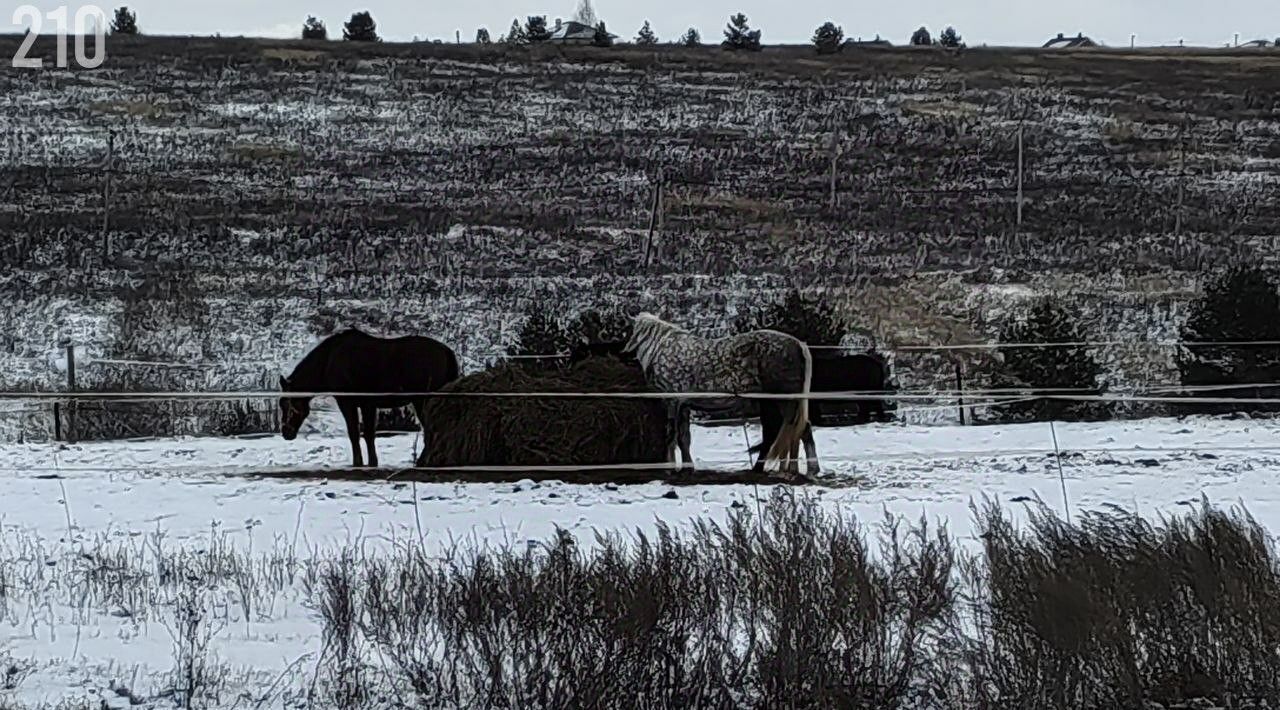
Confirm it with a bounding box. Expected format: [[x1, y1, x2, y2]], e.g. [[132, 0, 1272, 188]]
[[627, 313, 689, 372], [282, 330, 351, 385]]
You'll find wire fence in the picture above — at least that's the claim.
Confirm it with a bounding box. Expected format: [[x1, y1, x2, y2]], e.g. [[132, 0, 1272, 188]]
[[2, 334, 1278, 445], [5, 440, 1280, 477], [3, 336, 1278, 371]]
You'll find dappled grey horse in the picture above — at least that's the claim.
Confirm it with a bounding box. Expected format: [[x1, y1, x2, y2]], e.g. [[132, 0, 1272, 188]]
[[623, 312, 818, 477]]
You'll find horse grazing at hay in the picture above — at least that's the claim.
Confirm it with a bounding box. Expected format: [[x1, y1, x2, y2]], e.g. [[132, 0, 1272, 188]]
[[278, 329, 460, 468], [623, 313, 818, 477], [747, 350, 893, 460]]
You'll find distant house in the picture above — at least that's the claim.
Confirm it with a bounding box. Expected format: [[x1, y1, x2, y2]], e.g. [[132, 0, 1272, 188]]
[[845, 34, 892, 47], [1043, 32, 1097, 48], [548, 19, 614, 44]]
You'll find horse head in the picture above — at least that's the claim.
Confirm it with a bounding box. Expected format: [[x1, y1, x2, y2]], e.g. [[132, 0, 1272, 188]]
[[277, 374, 312, 441]]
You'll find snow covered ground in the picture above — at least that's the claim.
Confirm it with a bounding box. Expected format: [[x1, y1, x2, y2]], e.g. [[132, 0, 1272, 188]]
[[2, 415, 1278, 707]]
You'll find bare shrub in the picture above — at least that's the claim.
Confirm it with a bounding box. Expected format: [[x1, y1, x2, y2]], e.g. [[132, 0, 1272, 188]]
[[931, 496, 1280, 708], [331, 491, 956, 708], [311, 553, 369, 708], [162, 582, 227, 708]]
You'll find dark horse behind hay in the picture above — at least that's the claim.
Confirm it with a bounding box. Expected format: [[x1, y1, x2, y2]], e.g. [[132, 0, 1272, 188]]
[[278, 328, 460, 467], [749, 350, 894, 462], [623, 313, 817, 477]]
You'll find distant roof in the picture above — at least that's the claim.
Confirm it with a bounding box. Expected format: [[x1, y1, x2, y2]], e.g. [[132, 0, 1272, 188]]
[[548, 20, 615, 42], [1043, 32, 1097, 48], [1240, 39, 1274, 48], [845, 34, 892, 46]]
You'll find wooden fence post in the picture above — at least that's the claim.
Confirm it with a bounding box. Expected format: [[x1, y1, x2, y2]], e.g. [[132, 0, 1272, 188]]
[[66, 345, 77, 443], [643, 169, 663, 269], [954, 359, 966, 425], [53, 402, 61, 441], [102, 132, 113, 259], [1015, 121, 1024, 228], [828, 120, 840, 212]]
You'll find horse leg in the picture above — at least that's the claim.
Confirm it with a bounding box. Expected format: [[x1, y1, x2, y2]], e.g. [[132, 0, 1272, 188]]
[[663, 399, 683, 468], [802, 422, 819, 476], [753, 401, 781, 473], [361, 405, 379, 468], [411, 399, 429, 467], [677, 404, 694, 471], [337, 399, 363, 468]]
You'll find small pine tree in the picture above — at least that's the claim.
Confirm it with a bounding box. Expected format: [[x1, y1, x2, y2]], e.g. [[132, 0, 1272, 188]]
[[1177, 265, 1280, 416], [989, 298, 1107, 424], [680, 27, 701, 46], [524, 15, 551, 42], [573, 0, 598, 27], [504, 19, 525, 44], [110, 6, 138, 35], [734, 290, 846, 347], [476, 28, 491, 44], [510, 305, 572, 371], [343, 11, 379, 42], [592, 22, 614, 47], [722, 13, 761, 51], [636, 20, 658, 45], [938, 26, 964, 48], [910, 26, 932, 45], [301, 16, 327, 40], [566, 308, 631, 345], [812, 21, 844, 54]]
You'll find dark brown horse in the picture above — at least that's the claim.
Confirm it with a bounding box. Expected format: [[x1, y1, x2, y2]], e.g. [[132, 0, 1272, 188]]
[[748, 350, 894, 466], [278, 329, 460, 467]]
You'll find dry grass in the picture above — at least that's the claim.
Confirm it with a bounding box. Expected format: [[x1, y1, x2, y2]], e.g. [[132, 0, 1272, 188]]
[[261, 47, 327, 63], [2, 491, 1279, 707], [89, 99, 166, 118], [901, 99, 986, 118], [227, 141, 302, 161]]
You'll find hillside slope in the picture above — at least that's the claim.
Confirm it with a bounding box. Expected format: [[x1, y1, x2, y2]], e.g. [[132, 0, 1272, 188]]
[[1, 38, 1278, 437]]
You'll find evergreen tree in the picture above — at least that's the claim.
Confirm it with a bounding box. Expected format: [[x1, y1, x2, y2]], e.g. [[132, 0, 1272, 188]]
[[910, 26, 933, 45], [680, 27, 701, 46], [938, 26, 964, 48], [503, 18, 525, 44], [343, 11, 379, 42], [573, 0, 597, 27], [1177, 265, 1280, 415], [110, 6, 138, 35], [734, 290, 845, 347], [566, 308, 631, 345], [636, 20, 658, 45], [302, 16, 327, 40], [524, 15, 551, 42], [812, 21, 844, 54], [510, 305, 571, 371], [476, 28, 491, 44], [989, 298, 1107, 423], [722, 13, 761, 51], [592, 21, 614, 47]]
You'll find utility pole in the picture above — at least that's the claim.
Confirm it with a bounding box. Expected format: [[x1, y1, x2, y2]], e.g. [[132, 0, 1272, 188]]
[[102, 132, 114, 259], [1176, 118, 1187, 234], [1016, 120, 1024, 228], [828, 119, 840, 212], [643, 169, 663, 269]]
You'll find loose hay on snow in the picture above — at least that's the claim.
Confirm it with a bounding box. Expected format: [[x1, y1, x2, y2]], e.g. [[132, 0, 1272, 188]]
[[415, 356, 669, 469]]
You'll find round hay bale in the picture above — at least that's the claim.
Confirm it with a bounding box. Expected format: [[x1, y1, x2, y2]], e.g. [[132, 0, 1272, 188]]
[[416, 355, 669, 469]]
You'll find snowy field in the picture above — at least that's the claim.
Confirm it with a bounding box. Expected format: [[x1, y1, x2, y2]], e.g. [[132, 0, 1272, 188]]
[[2, 415, 1278, 707]]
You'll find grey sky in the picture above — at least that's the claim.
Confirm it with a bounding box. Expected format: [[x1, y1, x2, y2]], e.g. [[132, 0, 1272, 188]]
[[6, 0, 1274, 48]]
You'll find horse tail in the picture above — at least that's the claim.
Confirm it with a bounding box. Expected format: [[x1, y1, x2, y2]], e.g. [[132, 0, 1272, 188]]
[[763, 340, 812, 471]]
